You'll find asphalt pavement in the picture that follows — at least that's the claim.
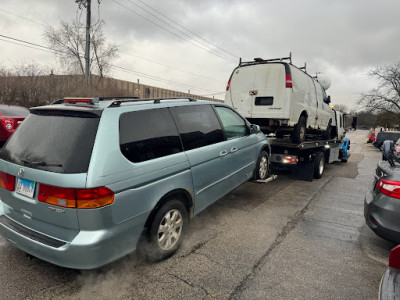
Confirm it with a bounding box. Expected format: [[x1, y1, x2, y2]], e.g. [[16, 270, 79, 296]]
[[0, 130, 393, 300]]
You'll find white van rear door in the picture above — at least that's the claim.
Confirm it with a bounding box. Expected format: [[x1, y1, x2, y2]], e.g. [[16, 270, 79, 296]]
[[251, 64, 287, 119], [226, 66, 256, 118]]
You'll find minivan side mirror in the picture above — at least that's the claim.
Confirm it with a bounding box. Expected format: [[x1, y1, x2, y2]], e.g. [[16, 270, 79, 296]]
[[250, 124, 261, 134]]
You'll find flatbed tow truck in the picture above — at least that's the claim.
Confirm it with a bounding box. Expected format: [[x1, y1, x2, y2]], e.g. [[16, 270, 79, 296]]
[[268, 136, 351, 181]]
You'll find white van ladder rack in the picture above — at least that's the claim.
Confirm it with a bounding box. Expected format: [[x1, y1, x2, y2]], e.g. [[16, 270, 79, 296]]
[[239, 52, 292, 66]]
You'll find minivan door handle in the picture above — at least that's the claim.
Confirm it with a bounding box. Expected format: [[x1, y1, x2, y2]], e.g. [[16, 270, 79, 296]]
[[230, 147, 238, 154], [219, 150, 228, 158]]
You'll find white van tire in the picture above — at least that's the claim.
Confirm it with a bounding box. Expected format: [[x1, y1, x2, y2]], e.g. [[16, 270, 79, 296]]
[[292, 116, 306, 143]]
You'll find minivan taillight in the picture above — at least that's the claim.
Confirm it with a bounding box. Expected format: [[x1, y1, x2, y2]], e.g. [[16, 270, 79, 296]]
[[38, 184, 114, 208], [376, 179, 400, 199], [286, 74, 293, 88], [0, 171, 15, 191], [226, 77, 232, 91]]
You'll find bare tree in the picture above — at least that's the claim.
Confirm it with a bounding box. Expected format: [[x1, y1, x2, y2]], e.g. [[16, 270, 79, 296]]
[[358, 62, 400, 114], [375, 111, 400, 128], [44, 19, 118, 78], [333, 104, 348, 113], [352, 110, 377, 129]]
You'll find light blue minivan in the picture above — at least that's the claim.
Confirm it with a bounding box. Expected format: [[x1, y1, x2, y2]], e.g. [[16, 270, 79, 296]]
[[0, 97, 270, 269]]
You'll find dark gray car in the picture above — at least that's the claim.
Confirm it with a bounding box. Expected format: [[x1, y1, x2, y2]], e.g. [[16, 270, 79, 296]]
[[373, 131, 400, 148], [364, 160, 400, 243]]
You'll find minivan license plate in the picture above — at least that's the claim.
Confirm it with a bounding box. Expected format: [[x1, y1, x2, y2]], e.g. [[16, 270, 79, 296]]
[[16, 178, 35, 198]]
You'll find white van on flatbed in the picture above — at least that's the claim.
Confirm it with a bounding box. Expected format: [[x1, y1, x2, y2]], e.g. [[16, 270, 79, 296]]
[[224, 54, 334, 143]]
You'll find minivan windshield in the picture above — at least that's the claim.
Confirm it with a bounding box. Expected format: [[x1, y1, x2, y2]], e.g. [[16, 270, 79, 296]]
[[0, 110, 100, 173]]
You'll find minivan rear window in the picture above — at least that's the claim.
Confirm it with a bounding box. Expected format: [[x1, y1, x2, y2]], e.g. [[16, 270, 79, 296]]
[[0, 110, 100, 173]]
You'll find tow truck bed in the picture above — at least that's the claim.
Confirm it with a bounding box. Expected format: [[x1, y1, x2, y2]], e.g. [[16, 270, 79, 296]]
[[269, 137, 346, 181]]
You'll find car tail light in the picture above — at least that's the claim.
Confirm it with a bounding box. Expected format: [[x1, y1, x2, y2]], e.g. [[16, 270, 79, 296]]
[[286, 74, 293, 88], [0, 171, 15, 191], [389, 245, 400, 269], [376, 179, 400, 199], [1, 119, 14, 131], [226, 77, 232, 91], [38, 184, 114, 208], [282, 155, 298, 164]]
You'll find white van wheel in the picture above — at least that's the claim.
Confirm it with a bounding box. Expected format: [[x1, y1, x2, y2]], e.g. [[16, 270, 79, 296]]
[[292, 116, 306, 143]]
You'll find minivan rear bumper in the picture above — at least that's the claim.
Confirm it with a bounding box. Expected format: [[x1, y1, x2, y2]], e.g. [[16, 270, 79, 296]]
[[0, 204, 149, 269]]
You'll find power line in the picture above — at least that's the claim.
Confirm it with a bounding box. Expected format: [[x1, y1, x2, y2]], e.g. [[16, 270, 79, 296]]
[[0, 34, 58, 53], [0, 37, 57, 54], [119, 50, 226, 84], [0, 8, 46, 27], [112, 0, 237, 63], [124, 0, 238, 61], [0, 34, 220, 94], [133, 0, 240, 60], [0, 6, 229, 84], [199, 91, 226, 97], [106, 63, 219, 93]]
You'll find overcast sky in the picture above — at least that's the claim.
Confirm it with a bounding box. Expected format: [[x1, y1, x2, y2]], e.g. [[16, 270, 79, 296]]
[[1, 0, 399, 109]]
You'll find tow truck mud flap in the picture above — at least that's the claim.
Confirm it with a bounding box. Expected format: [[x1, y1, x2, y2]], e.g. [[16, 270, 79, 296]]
[[291, 161, 314, 182]]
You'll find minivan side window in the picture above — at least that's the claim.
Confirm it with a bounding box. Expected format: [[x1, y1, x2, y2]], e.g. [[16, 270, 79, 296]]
[[214, 106, 248, 139], [170, 105, 224, 151], [120, 108, 183, 163]]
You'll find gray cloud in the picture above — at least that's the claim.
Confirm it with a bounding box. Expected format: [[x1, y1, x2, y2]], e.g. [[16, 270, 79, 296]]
[[1, 0, 399, 106]]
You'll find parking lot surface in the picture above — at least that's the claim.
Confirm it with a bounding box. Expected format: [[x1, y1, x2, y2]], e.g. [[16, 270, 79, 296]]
[[0, 130, 394, 299]]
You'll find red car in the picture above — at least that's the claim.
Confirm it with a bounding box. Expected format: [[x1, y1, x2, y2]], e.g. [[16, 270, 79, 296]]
[[380, 245, 400, 299], [0, 105, 29, 143], [368, 131, 376, 143]]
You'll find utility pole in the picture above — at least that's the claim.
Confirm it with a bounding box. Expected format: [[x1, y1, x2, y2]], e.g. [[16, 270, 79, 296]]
[[76, 0, 91, 86], [84, 0, 91, 86]]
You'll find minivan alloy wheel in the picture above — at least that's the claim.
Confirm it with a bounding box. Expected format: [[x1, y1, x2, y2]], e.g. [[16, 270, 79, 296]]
[[158, 209, 183, 250], [255, 151, 269, 180], [259, 156, 268, 179]]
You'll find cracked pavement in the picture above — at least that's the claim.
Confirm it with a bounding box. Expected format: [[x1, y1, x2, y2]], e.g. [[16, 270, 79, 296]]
[[0, 130, 394, 299]]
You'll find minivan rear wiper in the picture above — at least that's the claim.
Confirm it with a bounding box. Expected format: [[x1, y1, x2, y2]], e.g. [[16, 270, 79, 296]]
[[21, 159, 63, 167]]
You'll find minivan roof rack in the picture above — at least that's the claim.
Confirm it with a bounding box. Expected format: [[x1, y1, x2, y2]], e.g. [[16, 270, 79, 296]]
[[108, 97, 197, 108], [99, 96, 140, 101], [53, 96, 140, 105], [239, 52, 292, 66]]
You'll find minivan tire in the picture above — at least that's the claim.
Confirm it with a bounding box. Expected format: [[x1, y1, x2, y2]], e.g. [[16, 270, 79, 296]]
[[144, 200, 188, 261], [314, 152, 325, 179], [292, 116, 306, 143], [254, 151, 269, 180]]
